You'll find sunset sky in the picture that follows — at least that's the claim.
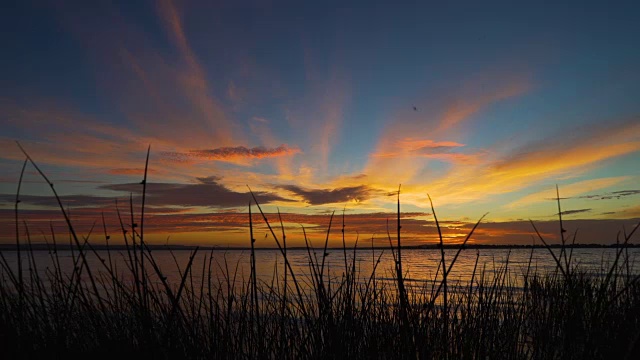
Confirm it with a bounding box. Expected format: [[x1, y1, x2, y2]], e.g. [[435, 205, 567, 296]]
[[1, 0, 639, 247]]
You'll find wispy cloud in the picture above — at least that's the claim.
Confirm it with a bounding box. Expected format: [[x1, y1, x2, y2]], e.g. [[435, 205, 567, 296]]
[[365, 73, 530, 184], [284, 41, 351, 177], [436, 77, 530, 132], [3, 203, 636, 246], [247, 117, 299, 180], [278, 184, 384, 205], [506, 177, 630, 209], [48, 0, 243, 153], [614, 205, 640, 219], [557, 208, 592, 216], [154, 0, 236, 145], [161, 145, 301, 163], [398, 139, 483, 164], [373, 139, 466, 158], [0, 101, 155, 170], [578, 189, 640, 200], [490, 125, 639, 178], [251, 117, 269, 123], [108, 168, 159, 176], [101, 176, 291, 208], [612, 190, 640, 197], [0, 194, 117, 209], [451, 218, 640, 245], [401, 118, 640, 207], [0, 208, 434, 245]]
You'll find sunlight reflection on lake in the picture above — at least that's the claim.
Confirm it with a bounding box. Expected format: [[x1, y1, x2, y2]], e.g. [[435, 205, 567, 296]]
[[3, 248, 639, 297]]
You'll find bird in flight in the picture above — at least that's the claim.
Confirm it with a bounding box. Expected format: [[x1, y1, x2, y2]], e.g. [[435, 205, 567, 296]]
[[413, 106, 418, 111]]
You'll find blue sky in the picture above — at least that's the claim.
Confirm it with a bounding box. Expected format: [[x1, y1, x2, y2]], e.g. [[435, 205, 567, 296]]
[[1, 0, 639, 246]]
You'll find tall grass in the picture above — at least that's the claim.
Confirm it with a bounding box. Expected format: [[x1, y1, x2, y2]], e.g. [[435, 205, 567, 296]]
[[1, 147, 639, 359]]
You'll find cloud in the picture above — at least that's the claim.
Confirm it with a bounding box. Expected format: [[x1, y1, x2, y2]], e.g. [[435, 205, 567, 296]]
[[247, 117, 300, 180], [616, 205, 640, 219], [402, 118, 640, 207], [0, 101, 152, 169], [154, 0, 235, 144], [251, 117, 269, 123], [0, 208, 434, 245], [0, 194, 117, 208], [161, 144, 301, 162], [436, 77, 530, 132], [579, 189, 640, 200], [487, 119, 639, 182], [3, 204, 637, 247], [195, 175, 222, 184], [365, 73, 530, 184], [100, 176, 290, 208], [282, 42, 351, 175], [612, 190, 640, 196], [278, 184, 384, 205], [373, 139, 466, 157], [506, 177, 630, 209], [227, 80, 242, 104], [0, 176, 104, 184], [416, 152, 484, 164], [45, 0, 243, 155], [371, 138, 484, 166], [108, 168, 159, 176], [476, 218, 640, 245], [557, 208, 592, 216]]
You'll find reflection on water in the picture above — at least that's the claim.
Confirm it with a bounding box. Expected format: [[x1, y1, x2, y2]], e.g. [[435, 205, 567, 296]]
[[2, 248, 639, 295]]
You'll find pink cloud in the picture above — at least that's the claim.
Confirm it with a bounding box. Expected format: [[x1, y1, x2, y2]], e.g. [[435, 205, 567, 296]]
[[108, 168, 159, 176], [373, 139, 467, 158], [161, 145, 301, 162]]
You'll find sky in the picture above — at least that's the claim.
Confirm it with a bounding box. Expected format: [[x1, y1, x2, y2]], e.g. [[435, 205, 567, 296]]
[[1, 0, 639, 247]]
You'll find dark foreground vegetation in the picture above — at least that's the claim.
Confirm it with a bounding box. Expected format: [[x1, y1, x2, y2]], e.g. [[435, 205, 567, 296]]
[[1, 147, 640, 359]]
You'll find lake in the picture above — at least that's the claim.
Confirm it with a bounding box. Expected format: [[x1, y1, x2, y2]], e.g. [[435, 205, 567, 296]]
[[2, 247, 639, 295]]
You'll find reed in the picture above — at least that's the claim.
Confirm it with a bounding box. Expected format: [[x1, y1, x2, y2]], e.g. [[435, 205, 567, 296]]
[[1, 148, 639, 359]]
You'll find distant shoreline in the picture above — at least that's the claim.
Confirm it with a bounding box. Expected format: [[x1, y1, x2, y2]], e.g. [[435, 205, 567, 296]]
[[1, 243, 638, 252]]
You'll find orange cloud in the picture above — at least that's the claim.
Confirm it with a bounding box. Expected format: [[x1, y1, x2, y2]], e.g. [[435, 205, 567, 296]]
[[3, 201, 636, 246], [506, 176, 630, 209], [52, 0, 242, 151], [373, 139, 466, 158], [248, 117, 299, 180], [436, 78, 529, 132], [403, 118, 640, 207], [154, 0, 237, 145], [161, 145, 301, 163], [277, 184, 384, 205], [0, 101, 179, 177], [623, 205, 640, 219], [372, 138, 485, 165], [283, 43, 351, 179], [365, 73, 530, 184], [108, 168, 160, 176]]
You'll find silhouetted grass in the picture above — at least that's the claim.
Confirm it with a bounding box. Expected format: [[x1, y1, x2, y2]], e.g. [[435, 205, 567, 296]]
[[1, 146, 639, 359]]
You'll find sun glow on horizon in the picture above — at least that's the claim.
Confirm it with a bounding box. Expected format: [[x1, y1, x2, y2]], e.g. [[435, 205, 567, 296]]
[[1, 0, 639, 246]]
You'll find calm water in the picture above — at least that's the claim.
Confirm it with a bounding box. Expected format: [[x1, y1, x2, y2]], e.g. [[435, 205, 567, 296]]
[[2, 248, 639, 294]]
